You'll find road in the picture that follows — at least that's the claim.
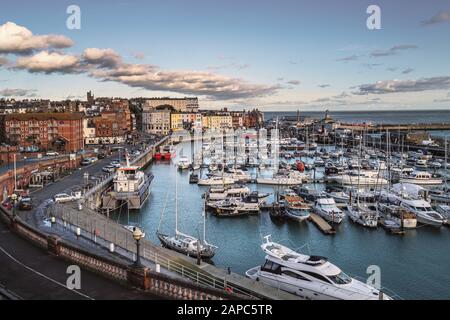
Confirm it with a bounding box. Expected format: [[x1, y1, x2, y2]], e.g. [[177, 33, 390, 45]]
[[0, 219, 158, 300], [0, 142, 162, 300]]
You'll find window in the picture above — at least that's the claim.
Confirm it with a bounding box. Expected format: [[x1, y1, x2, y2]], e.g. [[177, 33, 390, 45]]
[[328, 272, 352, 285], [301, 271, 332, 284], [282, 270, 311, 281], [261, 260, 281, 274]]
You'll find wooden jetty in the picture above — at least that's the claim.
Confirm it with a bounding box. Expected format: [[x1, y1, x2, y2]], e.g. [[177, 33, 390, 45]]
[[308, 213, 336, 235]]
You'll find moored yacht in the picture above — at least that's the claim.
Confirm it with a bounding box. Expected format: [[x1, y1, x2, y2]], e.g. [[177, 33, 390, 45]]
[[198, 176, 235, 186], [177, 156, 191, 170], [313, 198, 345, 223], [245, 236, 392, 300], [399, 171, 443, 185], [346, 203, 378, 228], [282, 195, 311, 222]]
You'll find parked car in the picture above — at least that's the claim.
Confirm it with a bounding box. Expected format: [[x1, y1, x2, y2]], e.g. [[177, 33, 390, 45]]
[[102, 165, 115, 173], [18, 197, 32, 210], [46, 151, 59, 156], [110, 160, 121, 168], [89, 157, 98, 163], [53, 193, 75, 203], [81, 158, 91, 165]]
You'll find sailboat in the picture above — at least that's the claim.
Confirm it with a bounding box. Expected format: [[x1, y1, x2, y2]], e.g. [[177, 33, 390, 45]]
[[346, 139, 378, 228], [157, 168, 217, 259]]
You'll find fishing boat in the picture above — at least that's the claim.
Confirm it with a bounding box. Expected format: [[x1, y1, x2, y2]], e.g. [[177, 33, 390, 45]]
[[245, 236, 392, 300]]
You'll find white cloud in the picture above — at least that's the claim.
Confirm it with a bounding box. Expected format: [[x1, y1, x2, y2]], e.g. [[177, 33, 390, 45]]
[[15, 51, 80, 73], [0, 21, 73, 54], [0, 88, 37, 97], [353, 77, 450, 95]]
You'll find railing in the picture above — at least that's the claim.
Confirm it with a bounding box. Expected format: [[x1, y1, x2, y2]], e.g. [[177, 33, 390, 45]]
[[49, 203, 259, 299]]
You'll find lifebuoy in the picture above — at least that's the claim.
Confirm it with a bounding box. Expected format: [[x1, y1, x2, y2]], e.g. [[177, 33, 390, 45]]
[[225, 287, 233, 293]]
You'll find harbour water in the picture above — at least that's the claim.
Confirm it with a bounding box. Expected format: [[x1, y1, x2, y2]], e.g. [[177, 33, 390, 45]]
[[114, 151, 450, 300], [112, 110, 450, 300]]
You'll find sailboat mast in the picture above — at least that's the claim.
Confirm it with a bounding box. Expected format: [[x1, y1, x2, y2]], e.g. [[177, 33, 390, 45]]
[[445, 137, 448, 190], [175, 166, 179, 236]]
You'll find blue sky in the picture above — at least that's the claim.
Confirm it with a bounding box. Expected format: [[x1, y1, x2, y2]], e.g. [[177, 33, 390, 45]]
[[1, 0, 450, 110]]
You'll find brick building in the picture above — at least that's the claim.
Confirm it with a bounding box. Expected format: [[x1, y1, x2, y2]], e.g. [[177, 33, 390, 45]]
[[0, 113, 84, 152]]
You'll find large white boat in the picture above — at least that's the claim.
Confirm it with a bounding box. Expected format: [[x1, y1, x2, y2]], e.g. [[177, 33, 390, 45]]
[[104, 156, 153, 210], [329, 171, 388, 186], [399, 171, 443, 185], [313, 198, 345, 223], [245, 236, 392, 300], [381, 184, 445, 227], [198, 176, 235, 186], [398, 198, 445, 227], [257, 171, 307, 186]]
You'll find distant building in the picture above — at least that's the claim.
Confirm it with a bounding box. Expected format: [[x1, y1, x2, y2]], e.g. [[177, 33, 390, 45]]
[[0, 113, 84, 152], [171, 112, 203, 131], [201, 111, 233, 130], [142, 105, 173, 135], [143, 97, 198, 113], [87, 91, 94, 105]]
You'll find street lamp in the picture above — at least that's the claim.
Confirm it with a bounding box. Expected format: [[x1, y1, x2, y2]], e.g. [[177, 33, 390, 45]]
[[10, 193, 18, 219], [132, 227, 145, 267]]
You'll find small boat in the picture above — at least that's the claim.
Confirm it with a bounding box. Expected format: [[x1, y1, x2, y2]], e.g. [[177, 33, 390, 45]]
[[378, 203, 417, 229], [283, 195, 310, 222], [177, 156, 191, 170], [210, 199, 260, 217], [189, 173, 199, 184]]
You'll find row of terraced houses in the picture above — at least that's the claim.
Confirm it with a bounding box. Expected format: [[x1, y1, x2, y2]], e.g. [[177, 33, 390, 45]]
[[0, 93, 264, 154]]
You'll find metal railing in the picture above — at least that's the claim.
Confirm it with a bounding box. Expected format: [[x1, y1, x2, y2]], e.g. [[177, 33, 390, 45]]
[[49, 203, 259, 299]]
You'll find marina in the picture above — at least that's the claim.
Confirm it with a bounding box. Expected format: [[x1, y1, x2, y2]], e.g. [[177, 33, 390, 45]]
[[109, 120, 450, 299]]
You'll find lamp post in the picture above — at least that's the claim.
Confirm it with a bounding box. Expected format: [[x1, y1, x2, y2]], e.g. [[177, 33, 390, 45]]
[[132, 227, 144, 267], [10, 193, 18, 219]]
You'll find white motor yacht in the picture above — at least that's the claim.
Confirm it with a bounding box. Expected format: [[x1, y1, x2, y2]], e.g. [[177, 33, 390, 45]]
[[245, 236, 392, 300], [399, 171, 443, 185], [313, 198, 345, 224], [177, 156, 191, 170]]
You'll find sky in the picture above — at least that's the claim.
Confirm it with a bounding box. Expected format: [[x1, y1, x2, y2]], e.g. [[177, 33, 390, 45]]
[[1, 0, 450, 111]]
